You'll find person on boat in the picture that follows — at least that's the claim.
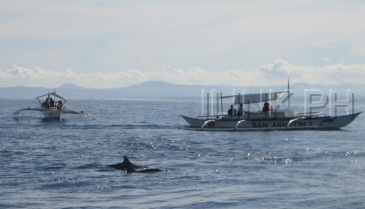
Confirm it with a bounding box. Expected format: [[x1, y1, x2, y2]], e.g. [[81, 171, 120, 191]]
[[41, 98, 50, 109], [237, 103, 243, 116], [227, 105, 237, 116], [262, 102, 273, 112], [49, 98, 55, 108], [57, 101, 63, 110]]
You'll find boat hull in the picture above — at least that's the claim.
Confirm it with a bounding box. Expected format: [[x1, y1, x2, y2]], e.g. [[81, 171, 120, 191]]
[[42, 109, 62, 120], [181, 112, 361, 131]]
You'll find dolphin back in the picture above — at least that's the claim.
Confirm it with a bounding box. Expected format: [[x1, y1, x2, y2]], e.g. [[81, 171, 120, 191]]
[[108, 156, 163, 173]]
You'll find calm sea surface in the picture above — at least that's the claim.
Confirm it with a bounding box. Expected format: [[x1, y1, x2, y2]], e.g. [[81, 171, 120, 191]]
[[1, 98, 365, 209]]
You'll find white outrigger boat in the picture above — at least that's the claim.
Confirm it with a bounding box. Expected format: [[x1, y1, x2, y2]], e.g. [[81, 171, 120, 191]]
[[181, 89, 361, 131], [13, 91, 94, 120]]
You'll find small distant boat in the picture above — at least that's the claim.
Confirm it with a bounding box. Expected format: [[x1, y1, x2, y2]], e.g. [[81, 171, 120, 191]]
[[181, 84, 361, 131], [13, 91, 94, 120]]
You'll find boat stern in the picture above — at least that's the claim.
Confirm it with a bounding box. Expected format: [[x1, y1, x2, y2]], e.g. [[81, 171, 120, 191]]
[[42, 109, 63, 120]]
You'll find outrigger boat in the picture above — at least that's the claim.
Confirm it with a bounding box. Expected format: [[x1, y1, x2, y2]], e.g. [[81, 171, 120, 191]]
[[13, 91, 94, 120], [181, 86, 361, 131]]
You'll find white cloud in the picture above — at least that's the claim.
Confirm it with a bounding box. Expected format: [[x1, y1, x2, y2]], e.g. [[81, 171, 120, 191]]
[[2, 1, 365, 73], [255, 60, 365, 85], [1, 0, 365, 90], [1, 60, 364, 88]]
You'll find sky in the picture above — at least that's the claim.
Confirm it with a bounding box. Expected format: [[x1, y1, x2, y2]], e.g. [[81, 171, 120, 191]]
[[1, 0, 365, 88]]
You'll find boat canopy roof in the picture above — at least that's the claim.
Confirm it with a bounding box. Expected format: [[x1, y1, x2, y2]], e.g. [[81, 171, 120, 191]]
[[36, 91, 67, 101], [223, 91, 285, 104]]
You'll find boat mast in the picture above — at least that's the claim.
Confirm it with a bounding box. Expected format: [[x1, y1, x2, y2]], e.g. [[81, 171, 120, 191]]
[[288, 78, 291, 110], [207, 93, 210, 119], [216, 93, 219, 116], [220, 92, 224, 117]]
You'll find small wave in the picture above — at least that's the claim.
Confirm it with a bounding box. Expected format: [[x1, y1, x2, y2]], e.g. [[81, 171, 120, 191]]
[[74, 163, 100, 170], [109, 124, 181, 130], [60, 124, 181, 130], [245, 156, 294, 164], [37, 163, 67, 171]]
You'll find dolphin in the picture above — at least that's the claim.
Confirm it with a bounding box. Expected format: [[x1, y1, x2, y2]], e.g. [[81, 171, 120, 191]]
[[107, 156, 163, 173], [107, 156, 147, 170]]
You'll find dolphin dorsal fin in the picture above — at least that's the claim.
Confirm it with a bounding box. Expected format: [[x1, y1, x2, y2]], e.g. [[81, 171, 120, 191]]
[[123, 156, 137, 173], [123, 156, 132, 164]]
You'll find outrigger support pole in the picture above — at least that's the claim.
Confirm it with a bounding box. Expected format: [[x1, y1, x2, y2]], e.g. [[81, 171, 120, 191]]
[[201, 120, 215, 130], [287, 117, 305, 128], [235, 120, 245, 130]]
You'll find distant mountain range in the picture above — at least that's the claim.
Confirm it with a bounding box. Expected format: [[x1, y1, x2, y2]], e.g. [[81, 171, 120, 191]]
[[0, 81, 364, 99]]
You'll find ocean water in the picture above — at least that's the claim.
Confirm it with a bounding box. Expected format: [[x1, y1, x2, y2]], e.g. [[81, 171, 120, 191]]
[[1, 98, 365, 209]]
